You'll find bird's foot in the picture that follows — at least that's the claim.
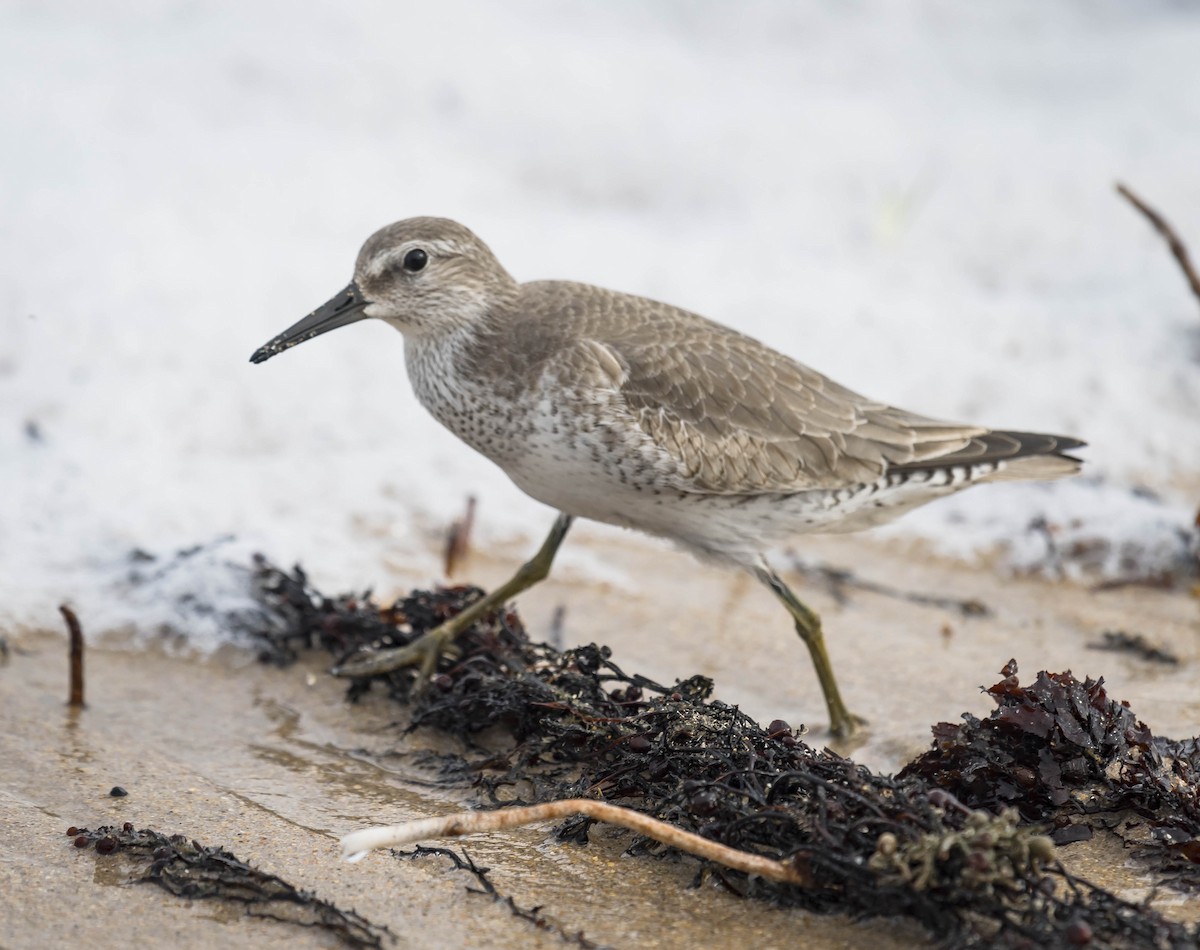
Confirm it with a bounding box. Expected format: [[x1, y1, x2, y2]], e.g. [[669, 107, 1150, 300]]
[[330, 620, 462, 681], [828, 709, 868, 741]]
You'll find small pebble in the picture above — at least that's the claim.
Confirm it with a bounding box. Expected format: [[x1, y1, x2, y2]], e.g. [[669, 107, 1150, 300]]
[[73, 836, 90, 849], [109, 786, 128, 797]]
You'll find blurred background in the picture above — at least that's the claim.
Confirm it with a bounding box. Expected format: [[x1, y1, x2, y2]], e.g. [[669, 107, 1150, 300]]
[[3, 0, 1198, 643]]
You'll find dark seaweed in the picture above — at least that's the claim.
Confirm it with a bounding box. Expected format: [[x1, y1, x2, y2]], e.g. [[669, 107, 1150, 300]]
[[246, 558, 1200, 949], [66, 824, 388, 949], [397, 846, 602, 949], [902, 659, 1200, 894]]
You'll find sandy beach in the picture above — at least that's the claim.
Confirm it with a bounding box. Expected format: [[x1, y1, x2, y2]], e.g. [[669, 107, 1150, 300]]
[[3, 528, 1197, 948]]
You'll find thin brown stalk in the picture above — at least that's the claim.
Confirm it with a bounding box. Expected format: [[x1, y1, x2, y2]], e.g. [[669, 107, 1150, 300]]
[[60, 604, 85, 708], [443, 495, 477, 578], [1116, 182, 1200, 309], [341, 799, 812, 886]]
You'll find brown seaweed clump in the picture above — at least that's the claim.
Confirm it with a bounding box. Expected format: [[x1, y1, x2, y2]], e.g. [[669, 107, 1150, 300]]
[[901, 659, 1200, 891]]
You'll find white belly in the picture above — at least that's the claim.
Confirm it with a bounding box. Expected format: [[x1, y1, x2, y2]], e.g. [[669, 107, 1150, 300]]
[[405, 335, 989, 570]]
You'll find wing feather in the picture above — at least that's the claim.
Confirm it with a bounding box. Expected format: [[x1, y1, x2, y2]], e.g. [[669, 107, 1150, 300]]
[[517, 281, 1082, 494]]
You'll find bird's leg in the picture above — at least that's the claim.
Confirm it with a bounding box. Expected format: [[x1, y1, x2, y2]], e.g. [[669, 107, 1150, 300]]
[[755, 563, 866, 739], [332, 513, 574, 680]]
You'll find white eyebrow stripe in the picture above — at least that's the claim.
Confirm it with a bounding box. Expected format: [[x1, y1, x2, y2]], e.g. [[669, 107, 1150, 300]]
[[365, 240, 461, 279]]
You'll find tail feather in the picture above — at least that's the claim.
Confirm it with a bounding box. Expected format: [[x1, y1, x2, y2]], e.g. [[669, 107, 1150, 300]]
[[888, 429, 1085, 482]]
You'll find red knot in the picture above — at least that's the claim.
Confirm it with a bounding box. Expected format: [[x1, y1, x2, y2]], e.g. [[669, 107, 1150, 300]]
[[251, 217, 1083, 738]]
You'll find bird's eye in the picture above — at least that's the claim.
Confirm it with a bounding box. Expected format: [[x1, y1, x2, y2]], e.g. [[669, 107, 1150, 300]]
[[402, 248, 428, 272]]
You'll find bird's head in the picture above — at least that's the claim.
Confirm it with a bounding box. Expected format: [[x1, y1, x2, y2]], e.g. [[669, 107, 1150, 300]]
[[250, 217, 516, 364]]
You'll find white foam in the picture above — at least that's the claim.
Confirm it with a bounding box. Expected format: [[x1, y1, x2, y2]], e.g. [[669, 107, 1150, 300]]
[[3, 2, 1197, 647]]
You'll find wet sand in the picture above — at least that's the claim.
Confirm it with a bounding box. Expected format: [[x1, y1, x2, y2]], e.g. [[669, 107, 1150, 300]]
[[2, 528, 1198, 948]]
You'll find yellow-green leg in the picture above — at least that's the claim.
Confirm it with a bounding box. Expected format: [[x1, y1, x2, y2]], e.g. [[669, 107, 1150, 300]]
[[332, 513, 574, 680], [755, 564, 866, 739]]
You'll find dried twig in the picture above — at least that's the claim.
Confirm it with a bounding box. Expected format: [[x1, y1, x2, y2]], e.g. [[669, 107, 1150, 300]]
[[1116, 182, 1200, 309], [60, 604, 85, 708], [341, 799, 812, 886]]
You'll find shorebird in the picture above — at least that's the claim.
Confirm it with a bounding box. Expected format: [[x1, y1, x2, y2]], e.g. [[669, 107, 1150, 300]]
[[250, 217, 1083, 737]]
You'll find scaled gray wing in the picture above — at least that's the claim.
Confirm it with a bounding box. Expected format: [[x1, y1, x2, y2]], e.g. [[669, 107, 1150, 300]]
[[535, 283, 988, 494], [518, 281, 1082, 495], [608, 335, 986, 493]]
